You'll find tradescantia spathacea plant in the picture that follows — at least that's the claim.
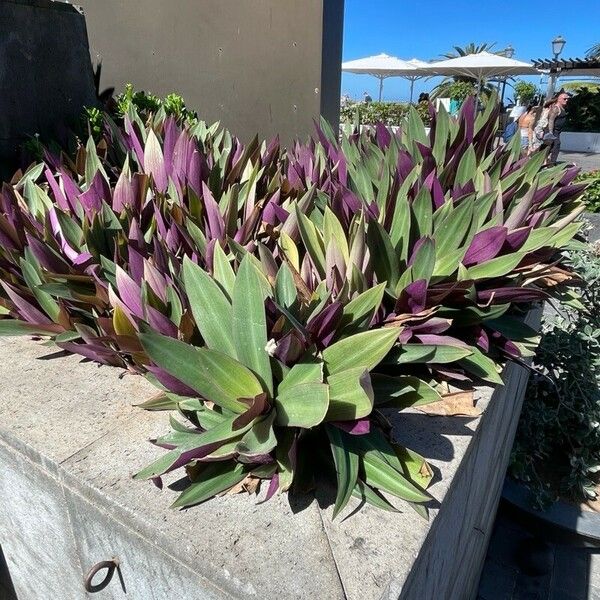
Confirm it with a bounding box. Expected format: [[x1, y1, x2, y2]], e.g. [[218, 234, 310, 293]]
[[0, 93, 587, 516]]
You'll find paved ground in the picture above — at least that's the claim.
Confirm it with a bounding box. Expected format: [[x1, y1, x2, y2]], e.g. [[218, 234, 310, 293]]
[[477, 504, 600, 600], [559, 151, 598, 173]]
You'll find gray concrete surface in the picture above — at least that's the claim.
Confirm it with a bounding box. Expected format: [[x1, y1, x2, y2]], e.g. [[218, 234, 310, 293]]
[[0, 334, 534, 599], [0, 0, 97, 174], [559, 151, 599, 173], [75, 0, 344, 143]]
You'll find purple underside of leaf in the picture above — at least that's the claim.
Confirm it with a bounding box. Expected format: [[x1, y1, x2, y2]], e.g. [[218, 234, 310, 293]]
[[375, 122, 392, 148], [264, 473, 279, 501], [463, 227, 507, 266], [394, 279, 426, 316], [25, 234, 70, 274], [424, 171, 445, 208], [163, 117, 181, 174], [1, 282, 52, 324], [145, 305, 178, 338], [504, 227, 532, 251], [414, 334, 470, 348], [115, 267, 144, 318], [146, 365, 198, 397], [124, 117, 145, 169], [308, 302, 343, 349], [166, 443, 230, 475], [58, 168, 82, 213], [113, 170, 135, 213], [332, 418, 371, 435], [202, 182, 225, 240], [477, 328, 490, 352], [397, 151, 414, 179], [58, 341, 121, 365], [263, 200, 289, 226], [151, 476, 164, 490], [45, 169, 69, 210], [273, 330, 306, 365]]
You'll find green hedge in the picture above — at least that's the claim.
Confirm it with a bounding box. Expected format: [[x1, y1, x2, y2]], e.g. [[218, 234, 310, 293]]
[[340, 101, 431, 126]]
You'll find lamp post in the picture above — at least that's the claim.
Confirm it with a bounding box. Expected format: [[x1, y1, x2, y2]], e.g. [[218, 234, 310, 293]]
[[499, 45, 515, 104], [546, 35, 566, 99]]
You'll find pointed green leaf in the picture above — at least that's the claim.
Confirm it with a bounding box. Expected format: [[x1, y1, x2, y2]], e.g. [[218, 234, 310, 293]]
[[171, 462, 246, 509], [183, 257, 236, 357], [372, 374, 442, 408], [466, 252, 525, 279], [275, 382, 329, 428], [326, 425, 359, 519], [323, 327, 399, 375], [363, 452, 430, 503], [139, 328, 262, 412], [458, 347, 503, 384], [212, 243, 236, 299], [236, 411, 277, 457], [390, 343, 472, 364], [232, 256, 273, 395], [278, 360, 323, 394], [326, 367, 374, 421]]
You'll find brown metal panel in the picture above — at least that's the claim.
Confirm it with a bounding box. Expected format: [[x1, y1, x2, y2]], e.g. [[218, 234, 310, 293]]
[[77, 0, 343, 144]]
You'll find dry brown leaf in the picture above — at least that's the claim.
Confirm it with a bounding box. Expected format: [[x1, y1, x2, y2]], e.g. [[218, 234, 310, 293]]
[[225, 475, 262, 496], [418, 390, 481, 417]]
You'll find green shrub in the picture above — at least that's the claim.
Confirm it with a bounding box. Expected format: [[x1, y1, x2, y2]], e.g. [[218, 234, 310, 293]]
[[566, 87, 600, 133], [513, 80, 539, 105], [340, 101, 411, 126], [510, 243, 600, 507], [576, 170, 600, 213]]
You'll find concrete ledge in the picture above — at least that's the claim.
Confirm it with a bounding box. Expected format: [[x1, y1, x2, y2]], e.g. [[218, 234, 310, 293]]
[[560, 132, 600, 153], [0, 334, 534, 599]]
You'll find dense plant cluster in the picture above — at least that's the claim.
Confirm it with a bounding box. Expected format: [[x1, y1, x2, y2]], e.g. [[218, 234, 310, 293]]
[[511, 243, 600, 507], [0, 96, 585, 515], [340, 101, 431, 127], [566, 86, 600, 133], [576, 170, 600, 213]]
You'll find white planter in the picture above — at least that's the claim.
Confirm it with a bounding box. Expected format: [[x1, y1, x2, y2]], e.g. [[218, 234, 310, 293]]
[[560, 131, 600, 153]]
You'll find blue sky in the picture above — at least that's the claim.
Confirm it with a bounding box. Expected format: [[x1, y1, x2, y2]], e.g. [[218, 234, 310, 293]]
[[342, 0, 600, 101]]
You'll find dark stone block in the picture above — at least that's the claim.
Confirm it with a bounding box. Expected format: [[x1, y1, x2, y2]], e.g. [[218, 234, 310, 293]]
[[0, 0, 96, 175]]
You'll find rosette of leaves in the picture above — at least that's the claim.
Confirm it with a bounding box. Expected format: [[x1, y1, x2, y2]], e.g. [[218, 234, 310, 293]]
[[132, 255, 434, 515]]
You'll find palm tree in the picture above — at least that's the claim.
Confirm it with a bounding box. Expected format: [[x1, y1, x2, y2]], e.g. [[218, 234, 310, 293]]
[[431, 43, 512, 100], [442, 42, 497, 59], [431, 42, 509, 100], [586, 43, 600, 60]]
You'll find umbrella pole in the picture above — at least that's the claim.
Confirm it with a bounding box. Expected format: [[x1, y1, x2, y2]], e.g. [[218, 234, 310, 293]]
[[378, 77, 384, 102], [410, 79, 415, 104]]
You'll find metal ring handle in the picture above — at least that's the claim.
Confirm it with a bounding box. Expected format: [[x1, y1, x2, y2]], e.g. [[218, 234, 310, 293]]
[[83, 558, 119, 593]]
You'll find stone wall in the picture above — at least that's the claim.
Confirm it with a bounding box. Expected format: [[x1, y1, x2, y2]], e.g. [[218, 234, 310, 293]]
[[0, 321, 537, 599], [0, 0, 96, 176]]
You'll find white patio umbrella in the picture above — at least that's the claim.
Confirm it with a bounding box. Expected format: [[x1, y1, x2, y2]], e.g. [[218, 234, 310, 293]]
[[423, 51, 538, 101], [342, 53, 426, 102], [404, 58, 431, 103]]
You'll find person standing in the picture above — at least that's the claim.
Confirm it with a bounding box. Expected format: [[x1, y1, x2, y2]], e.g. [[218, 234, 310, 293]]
[[517, 104, 540, 155], [535, 92, 570, 164]]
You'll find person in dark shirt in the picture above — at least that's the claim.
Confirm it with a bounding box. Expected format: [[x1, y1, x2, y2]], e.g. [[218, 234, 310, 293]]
[[363, 91, 373, 103], [545, 91, 571, 164]]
